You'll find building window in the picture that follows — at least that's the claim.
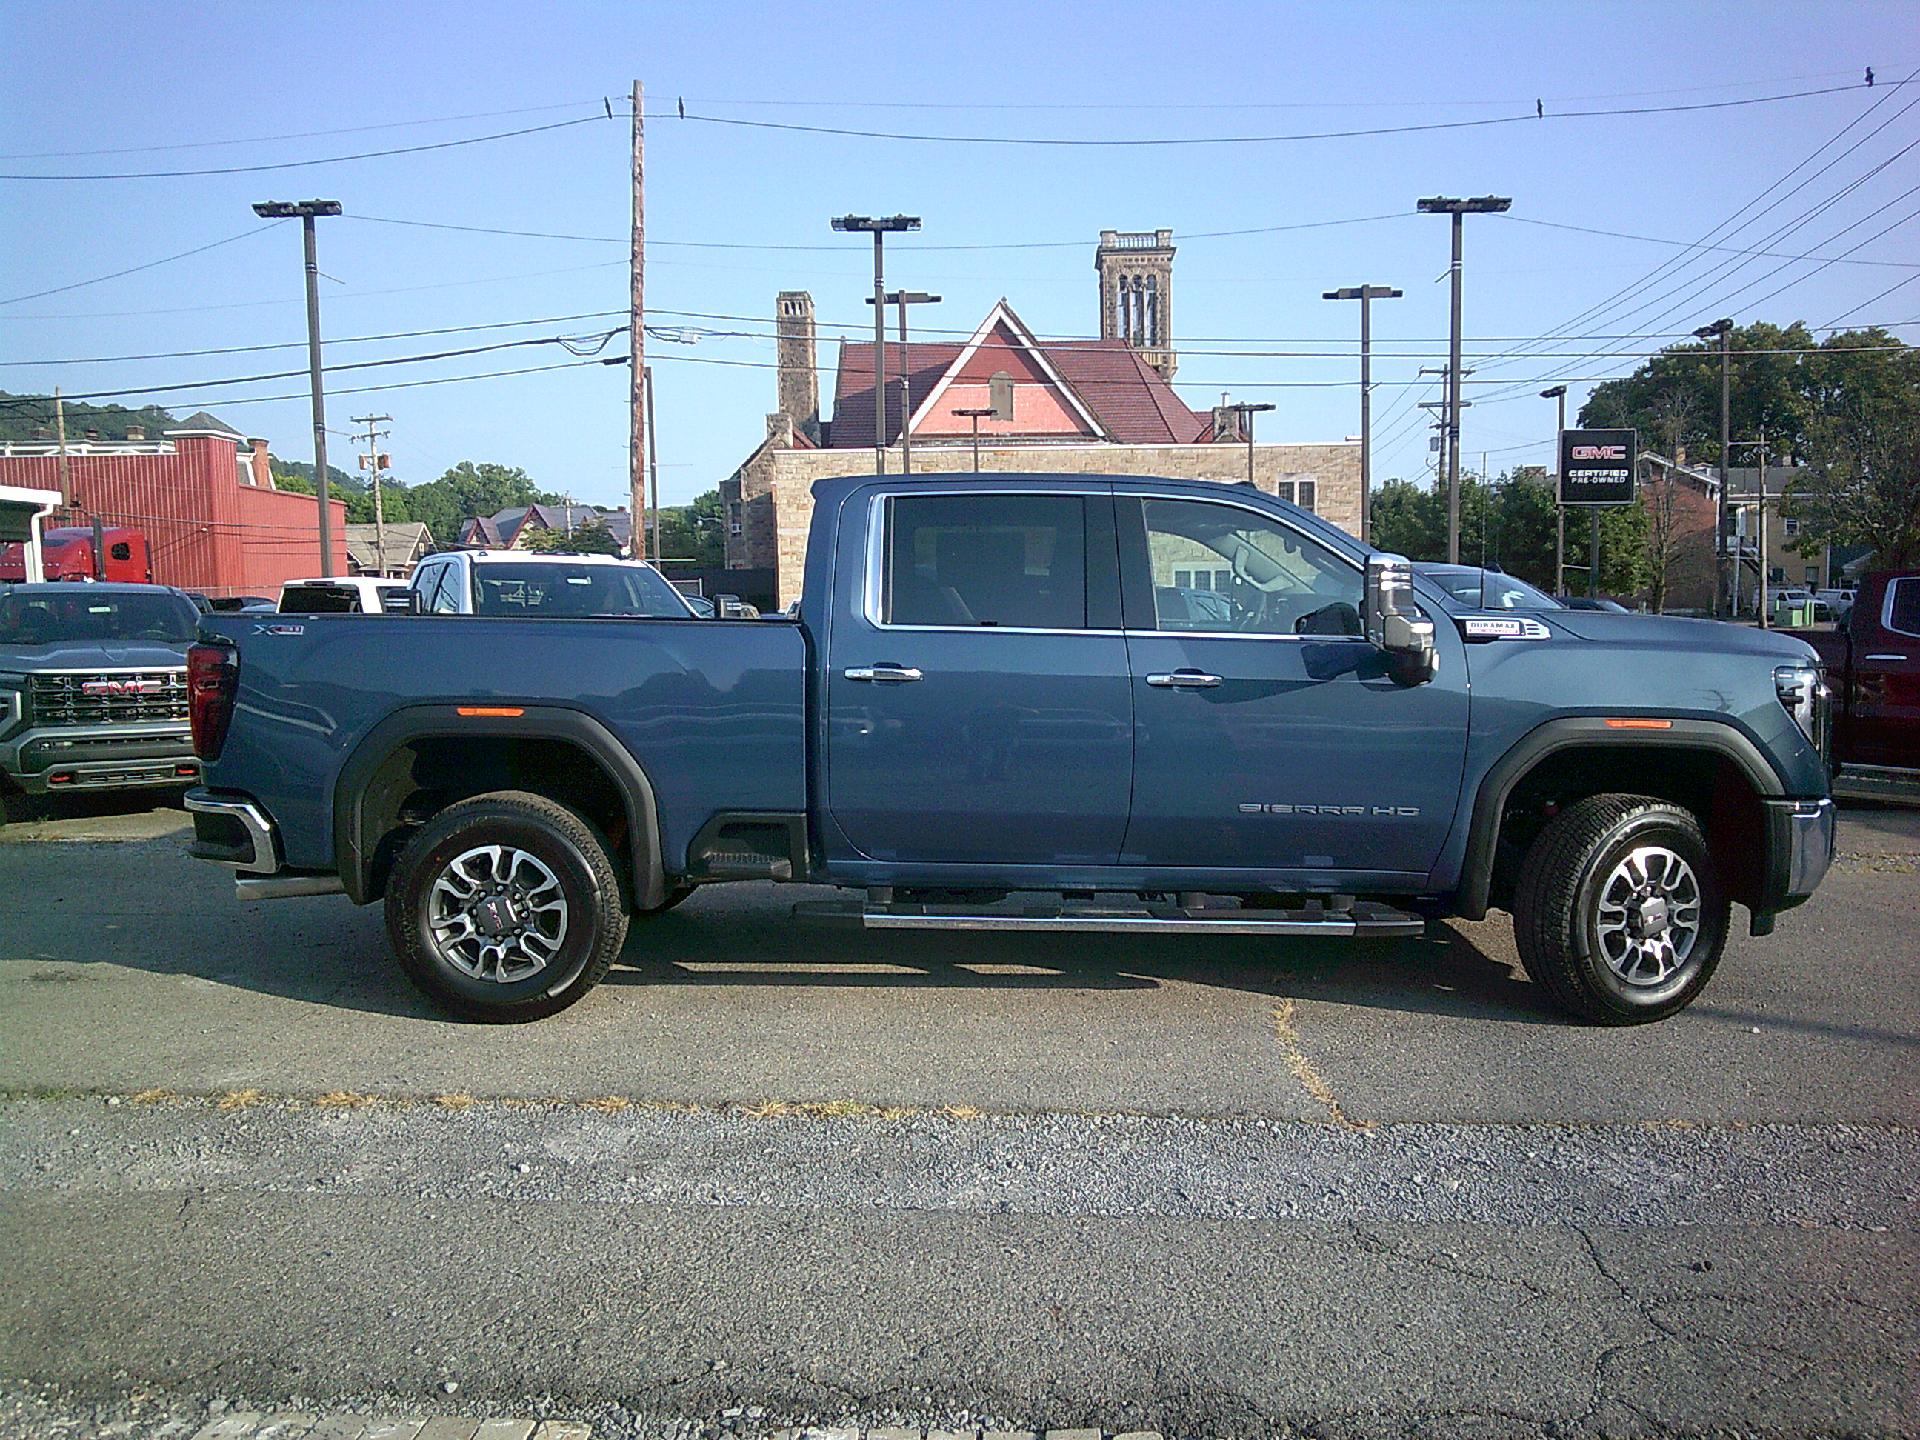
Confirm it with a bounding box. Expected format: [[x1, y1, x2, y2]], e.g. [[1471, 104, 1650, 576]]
[[1273, 481, 1295, 505], [1783, 516, 1799, 536], [1297, 480, 1317, 514]]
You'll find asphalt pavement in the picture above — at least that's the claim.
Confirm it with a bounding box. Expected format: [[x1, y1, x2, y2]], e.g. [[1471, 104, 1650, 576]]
[[2, 794, 1916, 1438]]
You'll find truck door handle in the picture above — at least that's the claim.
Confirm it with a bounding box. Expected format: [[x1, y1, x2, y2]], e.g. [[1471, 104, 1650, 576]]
[[844, 665, 924, 683], [1147, 670, 1223, 688]]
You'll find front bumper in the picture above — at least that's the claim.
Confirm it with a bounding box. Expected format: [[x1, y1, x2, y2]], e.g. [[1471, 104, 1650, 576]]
[[2, 723, 200, 794], [1757, 797, 1836, 919]]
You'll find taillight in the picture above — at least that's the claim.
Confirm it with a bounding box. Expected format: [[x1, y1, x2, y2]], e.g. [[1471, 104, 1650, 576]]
[[187, 642, 237, 760]]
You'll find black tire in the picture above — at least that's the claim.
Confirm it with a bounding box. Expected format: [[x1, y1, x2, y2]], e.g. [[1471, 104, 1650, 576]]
[[385, 790, 629, 1022], [1511, 794, 1731, 1025]]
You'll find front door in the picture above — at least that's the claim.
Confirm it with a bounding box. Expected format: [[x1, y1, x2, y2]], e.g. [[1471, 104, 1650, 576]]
[[1119, 494, 1469, 881], [825, 489, 1133, 866]]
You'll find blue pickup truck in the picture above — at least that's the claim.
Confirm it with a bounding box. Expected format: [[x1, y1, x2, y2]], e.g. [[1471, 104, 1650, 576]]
[[183, 474, 1835, 1025]]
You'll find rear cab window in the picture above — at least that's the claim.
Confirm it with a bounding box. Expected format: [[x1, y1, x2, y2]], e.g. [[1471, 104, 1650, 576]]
[[280, 585, 362, 614], [878, 493, 1089, 630]]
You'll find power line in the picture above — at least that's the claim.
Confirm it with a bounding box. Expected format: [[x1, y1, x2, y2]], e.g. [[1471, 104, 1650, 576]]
[[341, 210, 1408, 250], [1822, 272, 1920, 327], [0, 100, 609, 160], [671, 83, 1867, 147], [0, 113, 611, 181], [0, 223, 285, 306], [1492, 214, 1920, 268]]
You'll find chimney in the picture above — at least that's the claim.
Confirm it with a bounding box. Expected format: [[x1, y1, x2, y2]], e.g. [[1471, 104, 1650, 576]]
[[775, 291, 819, 442], [249, 438, 273, 489], [765, 412, 796, 450], [125, 426, 145, 441]]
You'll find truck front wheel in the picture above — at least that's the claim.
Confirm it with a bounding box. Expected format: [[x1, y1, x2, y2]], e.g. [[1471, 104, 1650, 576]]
[[385, 790, 629, 1022], [1511, 794, 1731, 1025]]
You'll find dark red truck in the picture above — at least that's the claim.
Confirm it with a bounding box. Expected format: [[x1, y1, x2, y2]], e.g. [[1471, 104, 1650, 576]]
[[1784, 570, 1920, 799]]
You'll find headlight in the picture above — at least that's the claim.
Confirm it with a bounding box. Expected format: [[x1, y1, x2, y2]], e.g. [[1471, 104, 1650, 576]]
[[1774, 663, 1829, 757]]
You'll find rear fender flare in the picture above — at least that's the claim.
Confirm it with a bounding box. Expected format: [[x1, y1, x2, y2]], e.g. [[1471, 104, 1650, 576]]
[[332, 704, 666, 909]]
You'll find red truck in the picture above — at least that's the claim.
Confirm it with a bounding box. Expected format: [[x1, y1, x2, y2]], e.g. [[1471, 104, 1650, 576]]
[[1784, 570, 1920, 800], [0, 526, 152, 585]]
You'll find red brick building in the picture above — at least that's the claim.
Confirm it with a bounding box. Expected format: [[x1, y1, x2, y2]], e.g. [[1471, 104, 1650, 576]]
[[0, 425, 344, 597]]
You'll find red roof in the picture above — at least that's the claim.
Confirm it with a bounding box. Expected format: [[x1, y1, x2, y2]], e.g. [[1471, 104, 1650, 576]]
[[829, 330, 1209, 448]]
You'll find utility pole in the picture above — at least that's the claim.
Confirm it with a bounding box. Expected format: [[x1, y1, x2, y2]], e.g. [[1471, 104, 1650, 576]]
[[1227, 401, 1277, 486], [955, 408, 995, 473], [1542, 386, 1567, 596], [352, 413, 391, 574], [53, 387, 71, 507], [1419, 196, 1510, 563], [1694, 318, 1734, 617], [867, 289, 940, 475], [253, 199, 343, 576], [630, 80, 647, 554], [1733, 429, 1771, 627], [833, 215, 921, 474], [644, 366, 662, 565], [1323, 285, 1402, 543]]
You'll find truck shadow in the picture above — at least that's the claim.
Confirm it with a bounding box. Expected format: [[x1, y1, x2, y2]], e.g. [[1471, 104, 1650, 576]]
[[606, 895, 1561, 1025]]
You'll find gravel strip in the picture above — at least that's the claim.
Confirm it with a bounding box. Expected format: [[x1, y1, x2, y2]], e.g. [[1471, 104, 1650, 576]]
[[3, 1097, 1913, 1233]]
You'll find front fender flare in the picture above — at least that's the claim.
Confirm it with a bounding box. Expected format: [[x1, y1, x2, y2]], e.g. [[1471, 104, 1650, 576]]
[[1452, 716, 1783, 920]]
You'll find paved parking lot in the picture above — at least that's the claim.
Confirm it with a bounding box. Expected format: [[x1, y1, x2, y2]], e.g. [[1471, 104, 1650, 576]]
[[2, 794, 1916, 1437]]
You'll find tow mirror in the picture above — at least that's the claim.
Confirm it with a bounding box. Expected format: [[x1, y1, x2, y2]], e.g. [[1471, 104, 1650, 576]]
[[1363, 553, 1438, 687], [385, 590, 423, 615]]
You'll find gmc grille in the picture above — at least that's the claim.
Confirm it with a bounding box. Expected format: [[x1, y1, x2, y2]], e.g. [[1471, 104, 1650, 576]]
[[28, 671, 189, 727]]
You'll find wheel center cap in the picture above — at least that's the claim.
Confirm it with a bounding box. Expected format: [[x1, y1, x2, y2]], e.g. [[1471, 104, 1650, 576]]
[[1630, 896, 1670, 939], [473, 895, 521, 937]]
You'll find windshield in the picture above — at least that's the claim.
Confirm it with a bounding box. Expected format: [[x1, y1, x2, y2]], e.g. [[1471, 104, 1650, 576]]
[[470, 562, 692, 618], [1418, 566, 1564, 611], [0, 589, 198, 647]]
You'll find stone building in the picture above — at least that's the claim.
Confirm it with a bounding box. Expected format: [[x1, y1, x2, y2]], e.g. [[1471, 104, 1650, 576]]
[[720, 233, 1361, 608]]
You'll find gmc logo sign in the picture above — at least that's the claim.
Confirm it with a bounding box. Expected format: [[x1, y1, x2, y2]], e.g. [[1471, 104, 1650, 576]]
[[81, 679, 165, 697], [1571, 445, 1629, 461]]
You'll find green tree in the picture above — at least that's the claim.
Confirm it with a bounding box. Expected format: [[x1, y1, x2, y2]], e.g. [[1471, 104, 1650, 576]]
[[1580, 322, 1817, 465], [272, 469, 408, 525], [1785, 329, 1920, 568], [403, 461, 561, 545], [655, 488, 727, 567], [523, 519, 622, 556]]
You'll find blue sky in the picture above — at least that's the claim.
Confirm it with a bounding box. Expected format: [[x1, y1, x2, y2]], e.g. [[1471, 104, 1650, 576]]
[[3, 1, 1915, 509]]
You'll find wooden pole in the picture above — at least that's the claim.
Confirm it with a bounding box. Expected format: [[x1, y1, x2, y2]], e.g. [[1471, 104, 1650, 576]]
[[645, 366, 662, 565], [629, 80, 646, 551]]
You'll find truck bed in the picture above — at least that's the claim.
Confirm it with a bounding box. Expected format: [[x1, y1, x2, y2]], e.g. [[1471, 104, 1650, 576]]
[[200, 613, 809, 873]]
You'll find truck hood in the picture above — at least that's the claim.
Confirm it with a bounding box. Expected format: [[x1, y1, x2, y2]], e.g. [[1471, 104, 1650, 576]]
[[1545, 610, 1821, 664], [0, 641, 190, 673]]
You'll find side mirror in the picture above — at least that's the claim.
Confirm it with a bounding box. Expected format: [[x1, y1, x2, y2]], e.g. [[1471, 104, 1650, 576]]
[[1363, 553, 1438, 687]]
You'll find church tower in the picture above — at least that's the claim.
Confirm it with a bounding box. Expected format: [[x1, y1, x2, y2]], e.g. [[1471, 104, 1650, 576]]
[[1096, 229, 1176, 379]]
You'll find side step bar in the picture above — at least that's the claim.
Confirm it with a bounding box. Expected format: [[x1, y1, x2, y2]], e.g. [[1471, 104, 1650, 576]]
[[795, 896, 1426, 939], [1831, 763, 1920, 806]]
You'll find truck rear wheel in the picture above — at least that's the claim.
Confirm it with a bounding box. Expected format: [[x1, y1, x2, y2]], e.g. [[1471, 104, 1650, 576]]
[[1511, 794, 1730, 1025], [385, 790, 629, 1022]]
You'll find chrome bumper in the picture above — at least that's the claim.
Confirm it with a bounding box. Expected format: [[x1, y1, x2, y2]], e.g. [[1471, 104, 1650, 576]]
[[1769, 797, 1836, 905], [183, 788, 281, 875]]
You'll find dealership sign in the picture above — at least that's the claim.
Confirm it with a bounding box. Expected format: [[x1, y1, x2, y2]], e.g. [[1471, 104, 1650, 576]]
[[1558, 429, 1637, 507]]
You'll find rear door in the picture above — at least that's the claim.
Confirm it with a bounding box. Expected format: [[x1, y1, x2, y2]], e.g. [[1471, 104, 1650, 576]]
[[1850, 576, 1920, 769], [1118, 493, 1469, 880], [824, 487, 1132, 866]]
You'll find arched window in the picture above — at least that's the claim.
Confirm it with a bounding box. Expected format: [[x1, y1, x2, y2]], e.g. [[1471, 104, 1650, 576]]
[[1145, 276, 1159, 347]]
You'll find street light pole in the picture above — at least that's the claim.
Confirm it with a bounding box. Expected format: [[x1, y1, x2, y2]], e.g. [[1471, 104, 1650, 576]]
[[1324, 285, 1402, 543], [954, 407, 995, 473], [254, 199, 343, 576], [833, 215, 920, 475], [1694, 318, 1734, 616], [1542, 386, 1567, 596], [1226, 401, 1277, 487], [1419, 196, 1510, 563], [868, 289, 940, 475]]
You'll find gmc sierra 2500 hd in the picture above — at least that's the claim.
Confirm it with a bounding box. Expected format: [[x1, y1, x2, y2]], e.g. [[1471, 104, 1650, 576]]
[[182, 474, 1836, 1025]]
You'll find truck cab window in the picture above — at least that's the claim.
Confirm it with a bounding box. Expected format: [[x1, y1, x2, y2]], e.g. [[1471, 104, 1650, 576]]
[[882, 494, 1088, 630], [1141, 498, 1361, 635]]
